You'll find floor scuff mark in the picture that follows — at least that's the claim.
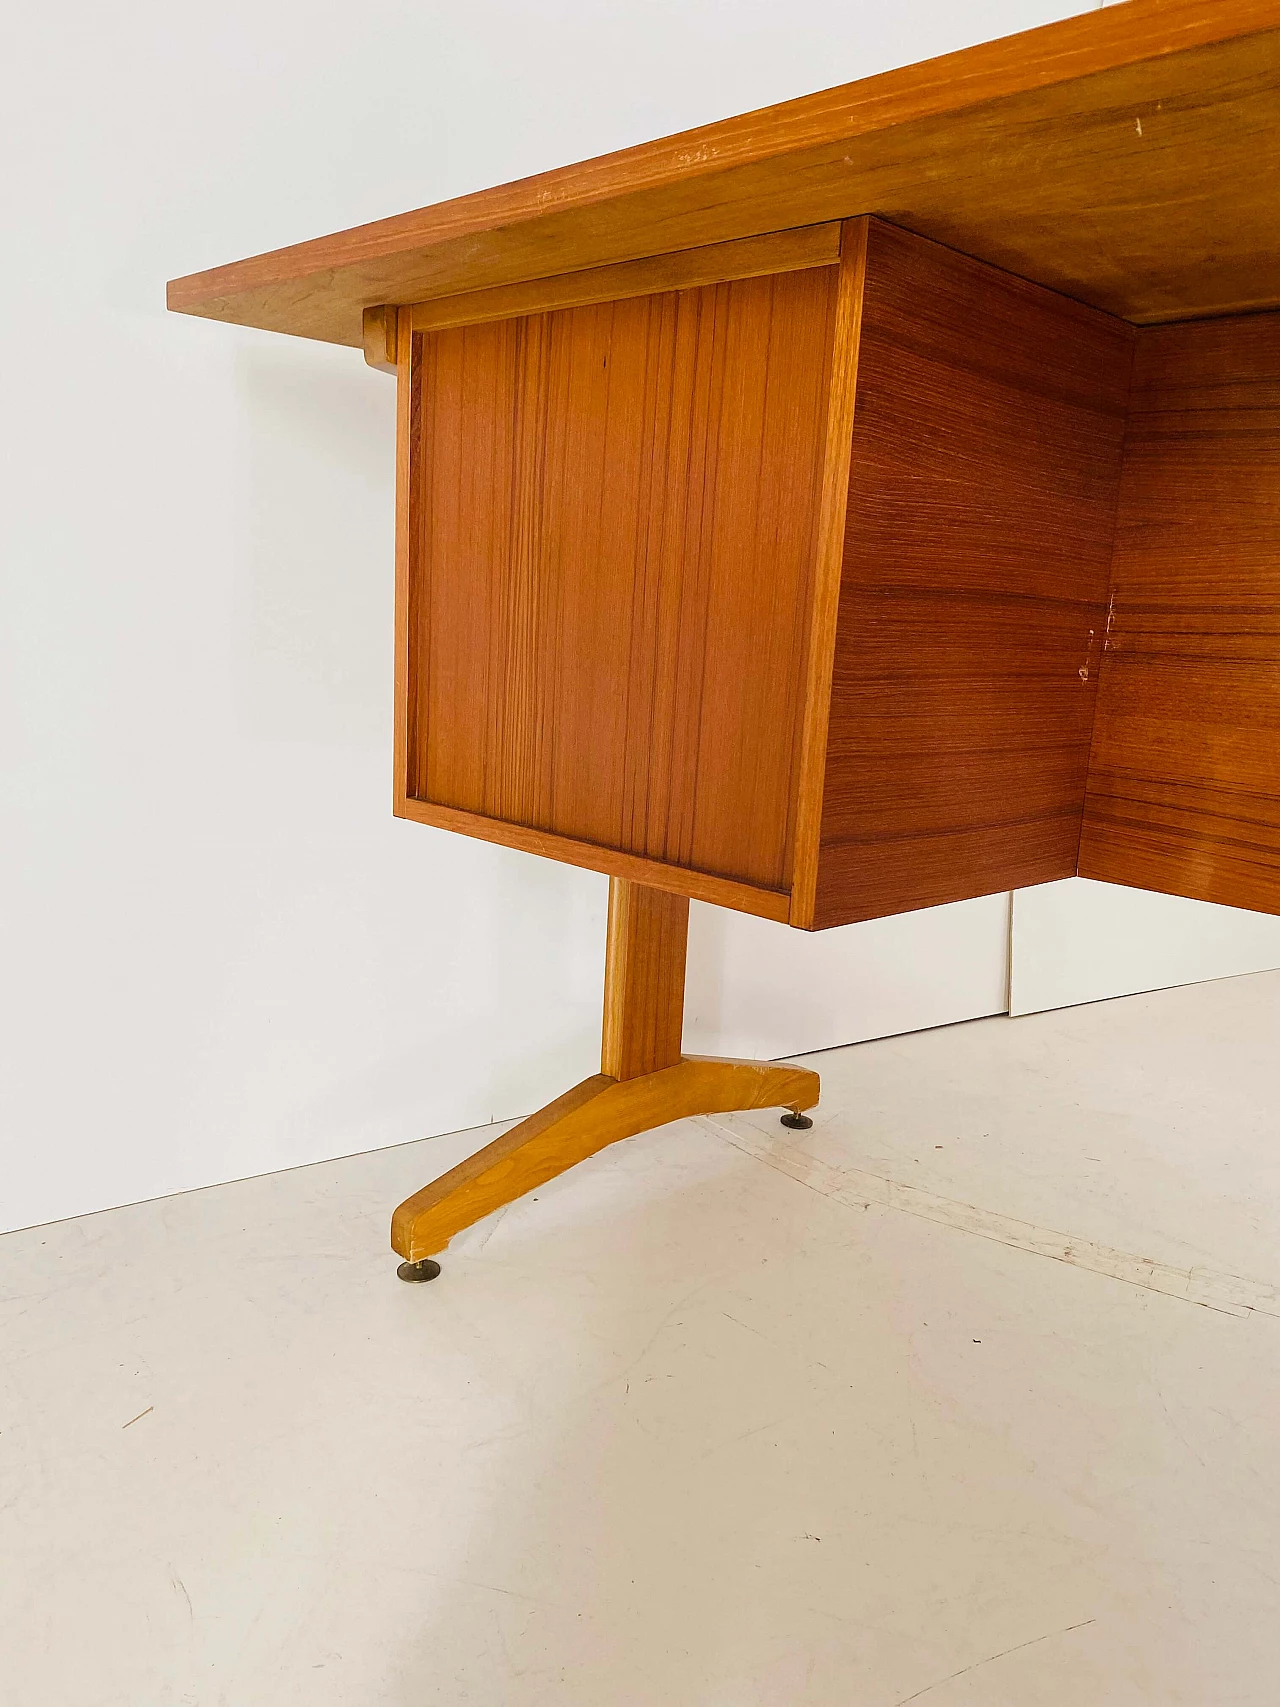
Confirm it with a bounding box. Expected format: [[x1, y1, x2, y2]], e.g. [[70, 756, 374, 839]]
[[705, 1116, 1280, 1319], [890, 1616, 1096, 1705]]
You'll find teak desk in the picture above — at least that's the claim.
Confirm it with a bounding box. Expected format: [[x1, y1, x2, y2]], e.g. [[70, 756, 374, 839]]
[[170, 0, 1280, 1278]]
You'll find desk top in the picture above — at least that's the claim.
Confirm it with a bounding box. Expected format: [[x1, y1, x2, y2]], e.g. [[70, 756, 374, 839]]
[[168, 0, 1280, 347]]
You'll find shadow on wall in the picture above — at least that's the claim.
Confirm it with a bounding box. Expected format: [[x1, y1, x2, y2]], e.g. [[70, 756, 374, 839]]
[[234, 340, 397, 748]]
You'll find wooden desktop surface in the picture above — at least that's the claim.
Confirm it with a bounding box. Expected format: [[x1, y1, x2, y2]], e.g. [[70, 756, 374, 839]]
[[167, 0, 1280, 344]]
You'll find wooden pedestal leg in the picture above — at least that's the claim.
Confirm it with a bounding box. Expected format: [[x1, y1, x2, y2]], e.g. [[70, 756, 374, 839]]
[[390, 878, 820, 1267]]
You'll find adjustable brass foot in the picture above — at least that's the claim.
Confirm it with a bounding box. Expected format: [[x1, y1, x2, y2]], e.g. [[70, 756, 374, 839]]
[[781, 1108, 814, 1130], [397, 1257, 442, 1283]]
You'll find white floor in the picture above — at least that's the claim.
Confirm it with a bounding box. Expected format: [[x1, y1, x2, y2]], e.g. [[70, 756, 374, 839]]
[[3, 972, 1279, 1707]]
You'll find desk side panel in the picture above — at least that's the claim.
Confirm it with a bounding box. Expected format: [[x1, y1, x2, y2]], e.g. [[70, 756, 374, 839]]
[[810, 221, 1133, 929], [404, 267, 838, 897], [1078, 313, 1280, 914]]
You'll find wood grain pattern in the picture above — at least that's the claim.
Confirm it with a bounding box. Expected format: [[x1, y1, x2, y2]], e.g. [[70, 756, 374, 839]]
[[808, 221, 1134, 928], [789, 219, 868, 928], [601, 880, 689, 1081], [168, 2, 1280, 344], [389, 1055, 821, 1260], [403, 265, 839, 896], [1079, 312, 1280, 915], [408, 224, 840, 332]]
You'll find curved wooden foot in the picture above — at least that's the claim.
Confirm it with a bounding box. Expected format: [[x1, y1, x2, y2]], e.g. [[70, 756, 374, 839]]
[[390, 1056, 819, 1261]]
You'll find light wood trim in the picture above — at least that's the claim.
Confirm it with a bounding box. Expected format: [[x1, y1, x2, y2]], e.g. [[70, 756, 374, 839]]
[[789, 218, 868, 928], [390, 1056, 821, 1260], [391, 309, 413, 816], [408, 224, 841, 332], [396, 795, 792, 921], [601, 880, 689, 1081], [363, 304, 398, 372]]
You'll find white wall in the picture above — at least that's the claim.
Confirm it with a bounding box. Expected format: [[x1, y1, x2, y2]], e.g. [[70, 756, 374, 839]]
[[2, 0, 1094, 1237], [1012, 880, 1280, 1015], [686, 896, 1011, 1061]]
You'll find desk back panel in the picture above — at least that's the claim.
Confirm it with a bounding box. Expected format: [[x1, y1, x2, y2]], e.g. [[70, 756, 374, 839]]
[[807, 221, 1134, 927], [1079, 312, 1280, 914], [402, 266, 840, 899]]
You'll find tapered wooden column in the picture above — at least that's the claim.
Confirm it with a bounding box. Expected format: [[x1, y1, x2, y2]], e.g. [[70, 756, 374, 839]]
[[389, 878, 819, 1266], [601, 879, 688, 1080]]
